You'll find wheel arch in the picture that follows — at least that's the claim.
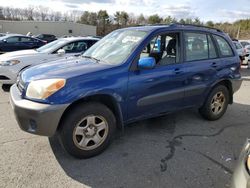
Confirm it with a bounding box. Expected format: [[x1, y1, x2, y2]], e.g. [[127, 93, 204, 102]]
[[57, 94, 124, 132], [210, 79, 233, 104]]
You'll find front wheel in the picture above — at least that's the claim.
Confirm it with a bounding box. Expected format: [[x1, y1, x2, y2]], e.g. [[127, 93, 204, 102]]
[[199, 85, 229, 121], [59, 102, 116, 158]]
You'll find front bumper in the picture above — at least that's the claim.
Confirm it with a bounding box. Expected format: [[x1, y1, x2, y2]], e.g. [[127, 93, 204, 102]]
[[0, 66, 18, 84], [231, 140, 250, 188], [10, 84, 69, 136]]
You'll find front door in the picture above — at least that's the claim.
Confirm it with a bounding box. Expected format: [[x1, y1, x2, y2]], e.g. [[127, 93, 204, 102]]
[[127, 32, 186, 121]]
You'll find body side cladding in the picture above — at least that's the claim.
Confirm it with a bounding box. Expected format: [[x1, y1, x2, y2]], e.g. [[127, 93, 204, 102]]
[[137, 84, 207, 107]]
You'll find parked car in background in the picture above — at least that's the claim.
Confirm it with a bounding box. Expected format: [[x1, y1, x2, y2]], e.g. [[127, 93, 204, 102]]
[[35, 34, 57, 43], [88, 35, 103, 39], [233, 41, 246, 61], [231, 139, 250, 188], [0, 33, 6, 37], [10, 24, 242, 158], [0, 34, 46, 53], [239, 40, 250, 56], [61, 35, 74, 38], [0, 37, 99, 84]]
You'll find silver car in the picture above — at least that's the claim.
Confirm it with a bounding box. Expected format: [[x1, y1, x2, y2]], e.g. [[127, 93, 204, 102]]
[[231, 139, 250, 188], [240, 40, 250, 57], [233, 41, 246, 61], [0, 37, 99, 84]]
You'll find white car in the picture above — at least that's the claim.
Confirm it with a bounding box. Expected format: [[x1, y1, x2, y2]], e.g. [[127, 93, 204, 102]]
[[0, 37, 99, 84]]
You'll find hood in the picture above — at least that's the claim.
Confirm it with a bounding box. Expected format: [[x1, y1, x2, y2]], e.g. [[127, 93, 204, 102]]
[[0, 49, 39, 61], [21, 57, 113, 82]]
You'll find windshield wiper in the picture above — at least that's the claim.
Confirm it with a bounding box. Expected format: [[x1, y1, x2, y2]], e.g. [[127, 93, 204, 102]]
[[82, 55, 100, 62]]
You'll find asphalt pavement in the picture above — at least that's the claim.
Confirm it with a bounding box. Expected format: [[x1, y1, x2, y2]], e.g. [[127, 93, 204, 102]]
[[0, 69, 250, 188]]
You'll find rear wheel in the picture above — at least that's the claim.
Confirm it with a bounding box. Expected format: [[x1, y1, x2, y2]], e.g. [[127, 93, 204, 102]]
[[199, 85, 229, 121], [59, 102, 116, 158]]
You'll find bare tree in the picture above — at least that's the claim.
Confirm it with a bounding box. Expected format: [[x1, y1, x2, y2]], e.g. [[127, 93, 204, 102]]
[[36, 6, 49, 21]]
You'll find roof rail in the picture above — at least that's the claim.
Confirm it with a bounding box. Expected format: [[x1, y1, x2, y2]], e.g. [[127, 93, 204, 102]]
[[170, 23, 223, 33]]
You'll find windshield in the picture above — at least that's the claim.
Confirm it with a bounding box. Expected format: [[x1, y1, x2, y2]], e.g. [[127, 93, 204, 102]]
[[36, 39, 67, 53], [83, 30, 148, 65]]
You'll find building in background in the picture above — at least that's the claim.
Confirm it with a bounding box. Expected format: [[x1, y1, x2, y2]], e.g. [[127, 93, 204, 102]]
[[0, 20, 96, 37]]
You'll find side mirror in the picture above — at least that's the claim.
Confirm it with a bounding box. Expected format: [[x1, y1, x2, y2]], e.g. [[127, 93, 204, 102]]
[[3, 39, 7, 43], [57, 49, 65, 56], [138, 57, 156, 70]]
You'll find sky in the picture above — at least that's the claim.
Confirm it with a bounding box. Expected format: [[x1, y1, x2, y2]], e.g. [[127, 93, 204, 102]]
[[0, 0, 250, 22]]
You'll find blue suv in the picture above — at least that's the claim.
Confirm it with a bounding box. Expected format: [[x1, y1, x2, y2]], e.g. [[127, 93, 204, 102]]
[[10, 24, 242, 158]]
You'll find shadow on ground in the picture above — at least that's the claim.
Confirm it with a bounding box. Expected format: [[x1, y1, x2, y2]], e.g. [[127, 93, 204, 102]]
[[49, 101, 250, 188]]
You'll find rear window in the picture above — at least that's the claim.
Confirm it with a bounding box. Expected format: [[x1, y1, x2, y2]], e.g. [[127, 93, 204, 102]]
[[214, 35, 234, 57]]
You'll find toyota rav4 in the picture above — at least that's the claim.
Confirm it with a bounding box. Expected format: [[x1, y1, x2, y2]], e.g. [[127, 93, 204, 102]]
[[10, 24, 242, 158]]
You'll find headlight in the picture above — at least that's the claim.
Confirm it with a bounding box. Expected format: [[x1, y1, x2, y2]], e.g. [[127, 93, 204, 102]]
[[26, 79, 66, 100], [0, 60, 21, 66], [246, 155, 250, 173]]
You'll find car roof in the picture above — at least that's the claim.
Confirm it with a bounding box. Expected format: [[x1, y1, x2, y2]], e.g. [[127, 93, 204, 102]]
[[120, 24, 223, 34], [60, 37, 100, 41]]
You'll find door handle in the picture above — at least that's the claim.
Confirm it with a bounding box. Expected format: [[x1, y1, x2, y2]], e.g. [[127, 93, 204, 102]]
[[174, 68, 183, 74], [211, 62, 218, 68]]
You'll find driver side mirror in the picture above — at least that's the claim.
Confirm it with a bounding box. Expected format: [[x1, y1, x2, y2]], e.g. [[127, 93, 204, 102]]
[[138, 57, 156, 70], [57, 49, 65, 56], [3, 39, 7, 43]]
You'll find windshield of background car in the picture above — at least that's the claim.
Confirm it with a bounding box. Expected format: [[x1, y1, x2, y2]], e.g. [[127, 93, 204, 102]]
[[36, 39, 68, 53], [234, 42, 242, 49], [83, 30, 148, 65]]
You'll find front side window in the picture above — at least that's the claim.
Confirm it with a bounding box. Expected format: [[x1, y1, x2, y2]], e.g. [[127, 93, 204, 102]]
[[84, 30, 148, 65], [139, 33, 180, 66], [6, 37, 19, 43], [185, 33, 209, 61], [214, 35, 233, 57], [36, 39, 67, 53], [62, 41, 88, 53]]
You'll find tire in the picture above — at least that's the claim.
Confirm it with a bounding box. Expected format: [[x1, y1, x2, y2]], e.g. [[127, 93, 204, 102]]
[[59, 102, 116, 159], [199, 85, 229, 121], [1, 84, 11, 92]]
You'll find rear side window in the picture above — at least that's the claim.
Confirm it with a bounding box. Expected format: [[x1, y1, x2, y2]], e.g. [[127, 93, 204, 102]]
[[185, 33, 209, 61], [20, 37, 32, 42], [213, 35, 233, 57]]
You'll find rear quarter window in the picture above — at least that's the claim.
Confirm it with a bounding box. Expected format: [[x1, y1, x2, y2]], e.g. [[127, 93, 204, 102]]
[[214, 35, 234, 57]]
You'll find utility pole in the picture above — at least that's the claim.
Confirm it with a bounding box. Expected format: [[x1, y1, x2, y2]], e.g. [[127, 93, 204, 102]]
[[236, 26, 241, 39]]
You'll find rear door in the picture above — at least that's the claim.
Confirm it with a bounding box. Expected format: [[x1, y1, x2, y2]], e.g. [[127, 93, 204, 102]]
[[182, 32, 220, 107], [127, 32, 187, 121], [19, 37, 37, 50]]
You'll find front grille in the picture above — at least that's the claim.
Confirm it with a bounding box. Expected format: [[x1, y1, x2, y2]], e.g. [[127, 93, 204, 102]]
[[0, 75, 10, 80]]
